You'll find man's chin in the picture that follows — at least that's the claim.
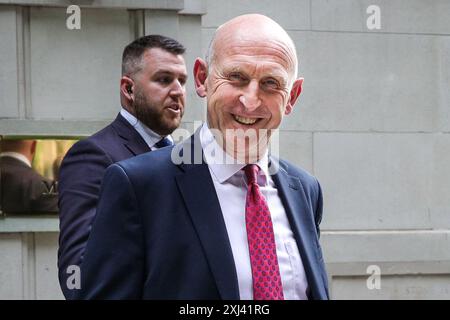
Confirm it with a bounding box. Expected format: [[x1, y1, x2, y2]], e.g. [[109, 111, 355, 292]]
[[139, 115, 182, 135], [223, 141, 268, 164]]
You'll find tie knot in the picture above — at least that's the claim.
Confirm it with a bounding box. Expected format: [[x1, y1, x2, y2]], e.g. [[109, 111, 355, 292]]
[[244, 164, 259, 185], [155, 137, 173, 149]]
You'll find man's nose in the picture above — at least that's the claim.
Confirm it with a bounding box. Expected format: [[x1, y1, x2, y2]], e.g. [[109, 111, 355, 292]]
[[239, 80, 261, 111], [170, 80, 185, 97]]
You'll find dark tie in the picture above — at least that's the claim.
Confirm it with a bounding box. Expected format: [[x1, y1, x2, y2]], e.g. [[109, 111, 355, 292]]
[[154, 137, 173, 149], [244, 164, 284, 300]]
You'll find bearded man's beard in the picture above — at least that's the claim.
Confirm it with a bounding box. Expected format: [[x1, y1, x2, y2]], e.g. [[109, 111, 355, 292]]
[[133, 91, 182, 136]]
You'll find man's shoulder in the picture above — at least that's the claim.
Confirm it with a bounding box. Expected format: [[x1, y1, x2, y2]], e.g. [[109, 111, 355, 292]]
[[117, 146, 174, 172], [65, 116, 129, 159], [2, 158, 52, 185], [102, 147, 176, 189], [0, 156, 26, 170], [1, 157, 36, 177], [74, 121, 120, 151], [277, 158, 319, 187], [275, 158, 322, 210]]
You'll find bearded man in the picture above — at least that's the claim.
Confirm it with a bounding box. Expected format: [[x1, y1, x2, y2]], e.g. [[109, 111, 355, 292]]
[[57, 35, 187, 299]]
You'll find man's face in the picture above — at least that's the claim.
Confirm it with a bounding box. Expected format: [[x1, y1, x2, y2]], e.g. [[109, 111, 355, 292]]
[[132, 48, 187, 136], [201, 37, 300, 161]]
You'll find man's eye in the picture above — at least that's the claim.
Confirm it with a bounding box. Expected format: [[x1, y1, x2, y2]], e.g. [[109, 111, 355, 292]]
[[228, 73, 246, 81], [157, 77, 172, 84], [262, 78, 280, 89]]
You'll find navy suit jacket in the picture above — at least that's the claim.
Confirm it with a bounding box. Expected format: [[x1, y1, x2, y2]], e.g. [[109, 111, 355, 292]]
[[74, 130, 329, 300], [58, 113, 150, 298]]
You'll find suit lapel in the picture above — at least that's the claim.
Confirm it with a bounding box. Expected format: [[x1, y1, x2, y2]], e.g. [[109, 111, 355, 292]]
[[112, 113, 151, 156], [271, 160, 326, 299], [174, 132, 240, 300]]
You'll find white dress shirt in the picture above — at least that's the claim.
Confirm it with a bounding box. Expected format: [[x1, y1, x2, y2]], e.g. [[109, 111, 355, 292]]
[[200, 122, 309, 300], [120, 108, 173, 150], [0, 152, 32, 167]]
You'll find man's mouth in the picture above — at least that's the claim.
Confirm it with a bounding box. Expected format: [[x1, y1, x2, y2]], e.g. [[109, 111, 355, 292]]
[[166, 104, 181, 114], [233, 115, 259, 125]]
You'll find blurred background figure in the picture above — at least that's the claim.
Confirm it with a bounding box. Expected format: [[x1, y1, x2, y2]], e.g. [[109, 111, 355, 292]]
[[0, 139, 58, 214]]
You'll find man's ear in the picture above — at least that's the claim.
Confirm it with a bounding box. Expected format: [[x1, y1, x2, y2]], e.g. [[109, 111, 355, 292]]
[[30, 140, 37, 155], [193, 58, 208, 98], [30, 140, 37, 161], [285, 78, 304, 115], [120, 76, 134, 100]]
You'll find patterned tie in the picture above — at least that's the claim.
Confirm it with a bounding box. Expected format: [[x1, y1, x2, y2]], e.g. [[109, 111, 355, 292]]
[[154, 137, 173, 149], [244, 164, 284, 300]]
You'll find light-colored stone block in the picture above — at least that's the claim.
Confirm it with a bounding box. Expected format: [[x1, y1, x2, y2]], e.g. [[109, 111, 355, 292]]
[[326, 260, 450, 299], [178, 15, 206, 123], [144, 9, 179, 40], [282, 31, 448, 132], [321, 230, 450, 263], [314, 133, 450, 230], [277, 130, 312, 173], [431, 134, 450, 223], [0, 0, 185, 9], [179, 0, 207, 15], [34, 233, 63, 299], [201, 28, 214, 61], [0, 233, 23, 299], [0, 6, 19, 118], [312, 0, 450, 35], [0, 119, 110, 136], [438, 39, 450, 132], [29, 7, 132, 120], [202, 0, 310, 30], [0, 215, 59, 232], [332, 274, 450, 300]]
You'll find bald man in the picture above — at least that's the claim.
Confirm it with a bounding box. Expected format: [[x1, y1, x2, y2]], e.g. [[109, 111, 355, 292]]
[[0, 140, 58, 214], [75, 14, 328, 300]]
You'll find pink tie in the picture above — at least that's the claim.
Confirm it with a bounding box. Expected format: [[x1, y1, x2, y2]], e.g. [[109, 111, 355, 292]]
[[244, 164, 284, 300]]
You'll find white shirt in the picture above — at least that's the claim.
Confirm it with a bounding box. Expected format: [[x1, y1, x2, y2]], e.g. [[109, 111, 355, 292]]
[[200, 122, 309, 300], [0, 152, 32, 167], [120, 108, 173, 150]]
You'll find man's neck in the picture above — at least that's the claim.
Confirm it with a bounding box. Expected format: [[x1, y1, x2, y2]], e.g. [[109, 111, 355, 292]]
[[120, 107, 171, 149]]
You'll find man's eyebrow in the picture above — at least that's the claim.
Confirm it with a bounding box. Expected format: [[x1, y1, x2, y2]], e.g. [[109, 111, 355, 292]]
[[224, 66, 288, 83], [153, 70, 187, 77], [226, 66, 244, 73], [265, 72, 288, 82]]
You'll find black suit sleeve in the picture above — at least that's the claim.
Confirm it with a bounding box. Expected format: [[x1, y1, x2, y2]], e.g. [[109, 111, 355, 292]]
[[57, 139, 112, 297], [73, 163, 145, 299]]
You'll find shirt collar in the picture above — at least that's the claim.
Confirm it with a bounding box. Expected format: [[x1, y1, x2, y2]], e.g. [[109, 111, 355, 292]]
[[199, 122, 269, 185], [120, 107, 173, 149], [0, 152, 32, 167]]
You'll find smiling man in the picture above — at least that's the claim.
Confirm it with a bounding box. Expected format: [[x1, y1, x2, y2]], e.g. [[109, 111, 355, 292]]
[[57, 35, 187, 299], [75, 15, 328, 300], [195, 16, 302, 165]]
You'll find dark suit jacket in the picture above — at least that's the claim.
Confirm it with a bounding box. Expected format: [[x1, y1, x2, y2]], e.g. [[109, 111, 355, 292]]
[[74, 130, 329, 300], [58, 113, 150, 298], [0, 156, 58, 213]]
